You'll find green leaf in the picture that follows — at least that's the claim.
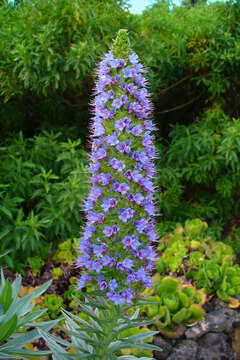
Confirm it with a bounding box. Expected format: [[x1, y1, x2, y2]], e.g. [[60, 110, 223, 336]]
[[0, 314, 17, 343], [122, 331, 159, 343], [0, 279, 12, 312]]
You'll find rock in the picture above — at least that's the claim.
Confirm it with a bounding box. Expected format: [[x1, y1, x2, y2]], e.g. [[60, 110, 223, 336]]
[[211, 297, 228, 310], [185, 320, 210, 340], [206, 311, 232, 333], [153, 335, 173, 360], [198, 332, 228, 347], [167, 340, 198, 360], [197, 332, 234, 360], [185, 311, 232, 339]]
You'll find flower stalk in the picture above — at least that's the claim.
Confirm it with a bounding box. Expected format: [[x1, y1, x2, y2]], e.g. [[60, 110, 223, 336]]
[[76, 29, 158, 305]]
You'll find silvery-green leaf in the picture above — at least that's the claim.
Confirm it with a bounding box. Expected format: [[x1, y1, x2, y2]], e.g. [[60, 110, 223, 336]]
[[122, 331, 159, 343], [11, 276, 22, 299], [129, 309, 140, 320], [117, 356, 154, 360], [18, 309, 47, 326], [39, 329, 69, 354], [116, 319, 155, 333], [63, 308, 103, 334], [1, 329, 40, 350]]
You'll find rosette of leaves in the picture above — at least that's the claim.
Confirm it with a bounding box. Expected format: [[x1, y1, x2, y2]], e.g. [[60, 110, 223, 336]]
[[76, 29, 158, 304], [141, 276, 205, 337], [39, 293, 160, 360], [0, 269, 58, 359], [156, 219, 240, 302]]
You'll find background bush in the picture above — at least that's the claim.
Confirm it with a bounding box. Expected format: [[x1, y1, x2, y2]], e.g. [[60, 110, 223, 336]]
[[1, 0, 240, 269], [0, 131, 87, 271]]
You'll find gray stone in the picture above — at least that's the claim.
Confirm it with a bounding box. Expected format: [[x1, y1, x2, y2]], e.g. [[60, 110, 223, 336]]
[[198, 332, 228, 347], [167, 340, 198, 360], [206, 311, 232, 333], [197, 332, 234, 360], [185, 320, 210, 340], [185, 311, 233, 340], [153, 335, 173, 360]]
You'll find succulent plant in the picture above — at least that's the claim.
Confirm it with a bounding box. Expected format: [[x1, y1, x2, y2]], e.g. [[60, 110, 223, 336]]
[[156, 219, 240, 302], [44, 294, 64, 320], [52, 267, 63, 280], [141, 276, 205, 334]]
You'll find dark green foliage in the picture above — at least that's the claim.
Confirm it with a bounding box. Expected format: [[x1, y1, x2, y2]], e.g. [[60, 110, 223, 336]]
[[0, 131, 88, 271], [0, 0, 240, 268], [155, 105, 240, 238]]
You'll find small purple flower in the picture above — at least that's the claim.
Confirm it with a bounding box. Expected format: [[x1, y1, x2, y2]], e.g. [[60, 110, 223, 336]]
[[115, 119, 126, 131], [112, 98, 122, 109], [129, 53, 139, 65], [117, 258, 134, 271], [122, 67, 133, 79], [102, 255, 116, 267], [120, 82, 127, 91], [101, 197, 118, 212], [130, 124, 143, 136], [118, 59, 126, 68], [94, 148, 107, 160], [131, 234, 141, 250], [109, 279, 118, 291], [98, 275, 107, 291], [144, 202, 155, 216], [126, 193, 135, 202], [92, 259, 103, 273], [89, 161, 101, 173], [112, 179, 119, 191], [93, 123, 105, 137], [127, 83, 137, 94], [112, 159, 126, 172], [134, 218, 148, 233], [105, 133, 119, 146], [89, 186, 102, 200], [124, 169, 133, 181], [116, 141, 131, 154], [142, 133, 152, 147], [114, 75, 121, 82], [99, 173, 112, 185], [118, 208, 135, 223], [93, 243, 108, 257], [112, 224, 120, 235], [77, 274, 92, 289], [102, 226, 113, 237], [134, 193, 145, 205], [110, 59, 119, 69], [122, 235, 133, 248], [116, 182, 130, 195], [83, 198, 95, 211], [121, 95, 128, 104]]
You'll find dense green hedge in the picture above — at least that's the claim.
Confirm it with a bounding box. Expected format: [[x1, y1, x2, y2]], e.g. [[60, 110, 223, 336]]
[[1, 0, 240, 269]]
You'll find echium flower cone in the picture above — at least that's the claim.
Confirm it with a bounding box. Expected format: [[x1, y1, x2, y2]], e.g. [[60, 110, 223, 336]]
[[76, 30, 158, 305]]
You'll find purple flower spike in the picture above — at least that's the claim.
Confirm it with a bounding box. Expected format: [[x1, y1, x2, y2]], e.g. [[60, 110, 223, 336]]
[[76, 30, 158, 304]]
